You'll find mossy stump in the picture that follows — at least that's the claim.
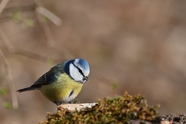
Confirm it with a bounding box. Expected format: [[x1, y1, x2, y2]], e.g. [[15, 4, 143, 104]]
[[39, 92, 160, 124]]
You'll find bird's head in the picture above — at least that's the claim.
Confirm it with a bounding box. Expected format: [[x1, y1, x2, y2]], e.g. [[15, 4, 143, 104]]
[[64, 58, 90, 83]]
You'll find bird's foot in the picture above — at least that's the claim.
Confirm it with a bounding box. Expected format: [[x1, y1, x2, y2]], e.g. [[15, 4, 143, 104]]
[[68, 99, 80, 104], [55, 101, 64, 106]]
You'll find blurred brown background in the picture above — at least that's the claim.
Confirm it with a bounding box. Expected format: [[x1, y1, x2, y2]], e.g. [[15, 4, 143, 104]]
[[0, 0, 186, 124]]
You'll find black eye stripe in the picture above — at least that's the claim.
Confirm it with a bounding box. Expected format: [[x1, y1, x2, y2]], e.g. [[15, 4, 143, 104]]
[[72, 63, 85, 77]]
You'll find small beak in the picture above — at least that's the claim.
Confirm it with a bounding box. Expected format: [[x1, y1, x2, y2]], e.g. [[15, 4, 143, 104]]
[[83, 76, 89, 81]]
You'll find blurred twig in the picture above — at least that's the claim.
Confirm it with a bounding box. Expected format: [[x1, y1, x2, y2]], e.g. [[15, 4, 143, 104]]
[[35, 7, 74, 59], [0, 5, 36, 23], [1, 75, 8, 87], [0, 0, 18, 108], [14, 48, 62, 63], [33, 0, 74, 59], [0, 1, 18, 109], [0, 27, 15, 52], [36, 11, 56, 47], [0, 49, 18, 109], [0, 0, 10, 15], [3, 4, 36, 13], [0, 0, 73, 109], [34, 0, 62, 26], [0, 32, 61, 63], [36, 6, 62, 26], [0, 0, 73, 60], [0, 23, 61, 63], [0, 25, 53, 108]]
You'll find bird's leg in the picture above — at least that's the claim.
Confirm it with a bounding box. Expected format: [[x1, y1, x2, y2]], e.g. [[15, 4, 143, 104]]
[[73, 99, 80, 103], [55, 101, 64, 106], [68, 99, 80, 104], [56, 101, 65, 110]]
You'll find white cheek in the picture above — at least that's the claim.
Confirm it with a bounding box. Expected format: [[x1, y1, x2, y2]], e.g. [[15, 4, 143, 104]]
[[69, 64, 83, 82], [83, 69, 90, 77]]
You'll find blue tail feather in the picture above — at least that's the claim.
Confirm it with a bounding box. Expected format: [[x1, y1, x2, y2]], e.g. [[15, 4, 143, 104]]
[[17, 86, 37, 92]]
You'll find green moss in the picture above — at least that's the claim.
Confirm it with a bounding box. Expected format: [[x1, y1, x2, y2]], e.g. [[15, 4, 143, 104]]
[[39, 92, 159, 124]]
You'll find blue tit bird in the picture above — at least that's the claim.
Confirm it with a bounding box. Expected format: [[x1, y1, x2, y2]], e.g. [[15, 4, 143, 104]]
[[17, 58, 90, 106]]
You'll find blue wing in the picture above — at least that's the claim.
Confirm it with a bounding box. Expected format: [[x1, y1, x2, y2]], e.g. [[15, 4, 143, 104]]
[[17, 63, 65, 92]]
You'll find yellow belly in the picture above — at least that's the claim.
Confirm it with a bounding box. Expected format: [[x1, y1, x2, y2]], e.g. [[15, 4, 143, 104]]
[[40, 73, 83, 103]]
